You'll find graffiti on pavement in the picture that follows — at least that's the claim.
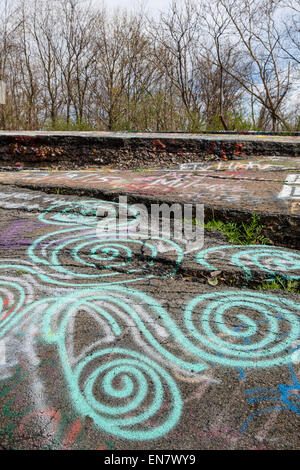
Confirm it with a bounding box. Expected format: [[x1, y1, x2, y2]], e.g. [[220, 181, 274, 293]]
[[196, 245, 300, 281], [0, 196, 299, 446]]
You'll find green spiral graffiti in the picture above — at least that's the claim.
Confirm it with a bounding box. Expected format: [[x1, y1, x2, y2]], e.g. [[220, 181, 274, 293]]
[[39, 200, 122, 227], [0, 281, 299, 439], [40, 287, 300, 372]]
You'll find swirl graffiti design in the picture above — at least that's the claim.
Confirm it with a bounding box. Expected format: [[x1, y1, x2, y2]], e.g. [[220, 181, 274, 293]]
[[58, 347, 182, 440], [0, 198, 299, 442], [0, 283, 299, 440], [4, 200, 183, 287], [196, 245, 300, 280], [184, 291, 300, 368]]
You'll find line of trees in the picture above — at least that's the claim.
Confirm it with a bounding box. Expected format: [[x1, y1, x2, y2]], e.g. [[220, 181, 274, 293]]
[[0, 0, 299, 132]]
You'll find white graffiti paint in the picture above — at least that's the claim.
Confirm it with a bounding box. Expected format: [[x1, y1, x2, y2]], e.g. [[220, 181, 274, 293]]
[[0, 339, 6, 365], [278, 174, 300, 200]]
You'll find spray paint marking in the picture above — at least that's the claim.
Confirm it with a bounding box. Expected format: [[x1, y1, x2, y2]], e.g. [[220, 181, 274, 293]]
[[196, 245, 300, 281], [241, 360, 300, 433], [278, 174, 300, 200]]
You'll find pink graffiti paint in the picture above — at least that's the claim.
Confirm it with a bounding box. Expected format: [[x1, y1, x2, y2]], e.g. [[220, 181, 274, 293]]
[[61, 419, 82, 450]]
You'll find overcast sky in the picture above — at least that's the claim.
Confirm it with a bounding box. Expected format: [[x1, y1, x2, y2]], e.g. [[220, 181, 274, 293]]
[[98, 0, 173, 15]]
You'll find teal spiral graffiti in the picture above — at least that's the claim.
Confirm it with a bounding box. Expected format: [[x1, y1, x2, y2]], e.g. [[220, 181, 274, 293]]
[[62, 348, 182, 440], [27, 229, 182, 287], [0, 285, 182, 439], [39, 287, 300, 372], [39, 287, 208, 374], [232, 247, 300, 280], [36, 287, 184, 440], [38, 200, 123, 227], [196, 245, 300, 280], [0, 197, 300, 442], [25, 199, 184, 286], [0, 280, 299, 438], [185, 291, 300, 368]]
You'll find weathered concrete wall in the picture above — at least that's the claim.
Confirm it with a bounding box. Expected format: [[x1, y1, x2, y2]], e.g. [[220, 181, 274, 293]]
[[0, 132, 299, 169]]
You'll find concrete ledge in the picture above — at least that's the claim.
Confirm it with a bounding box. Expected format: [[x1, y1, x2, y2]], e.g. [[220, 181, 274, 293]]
[[0, 131, 299, 169], [0, 165, 299, 249]]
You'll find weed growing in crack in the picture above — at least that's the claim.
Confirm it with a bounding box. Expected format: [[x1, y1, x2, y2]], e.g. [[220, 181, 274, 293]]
[[203, 213, 271, 245], [258, 277, 300, 295]]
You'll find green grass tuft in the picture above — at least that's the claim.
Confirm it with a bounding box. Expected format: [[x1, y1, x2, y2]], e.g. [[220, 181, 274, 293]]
[[258, 277, 300, 294]]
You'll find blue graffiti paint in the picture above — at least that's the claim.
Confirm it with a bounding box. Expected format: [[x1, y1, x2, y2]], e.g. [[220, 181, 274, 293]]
[[237, 368, 246, 381], [241, 359, 300, 432]]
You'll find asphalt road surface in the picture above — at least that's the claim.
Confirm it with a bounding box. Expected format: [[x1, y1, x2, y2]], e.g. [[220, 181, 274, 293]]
[[0, 181, 299, 451]]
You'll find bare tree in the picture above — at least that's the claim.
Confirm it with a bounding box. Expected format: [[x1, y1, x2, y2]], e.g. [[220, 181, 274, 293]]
[[203, 0, 293, 131], [16, 0, 42, 129], [90, 8, 153, 130], [150, 0, 205, 131], [0, 0, 298, 131], [279, 0, 300, 65], [0, 0, 21, 127], [29, 0, 64, 126], [48, 0, 97, 126]]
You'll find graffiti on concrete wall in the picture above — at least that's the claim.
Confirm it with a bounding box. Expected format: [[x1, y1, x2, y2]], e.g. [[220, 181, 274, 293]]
[[1, 279, 299, 441], [180, 158, 300, 172]]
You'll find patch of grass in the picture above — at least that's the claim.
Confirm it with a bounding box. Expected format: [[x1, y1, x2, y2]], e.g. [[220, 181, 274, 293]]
[[258, 277, 300, 294], [204, 213, 271, 245], [43, 117, 94, 132], [15, 270, 27, 275]]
